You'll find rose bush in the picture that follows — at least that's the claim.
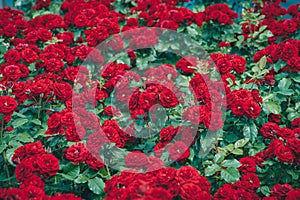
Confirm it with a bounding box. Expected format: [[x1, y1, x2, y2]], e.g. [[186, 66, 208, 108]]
[[0, 0, 299, 199]]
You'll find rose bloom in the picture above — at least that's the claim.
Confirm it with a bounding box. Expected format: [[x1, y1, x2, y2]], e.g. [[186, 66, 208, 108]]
[[239, 156, 256, 173], [65, 143, 89, 164], [160, 126, 178, 142], [275, 144, 295, 163], [36, 154, 60, 178], [260, 122, 281, 139], [180, 183, 212, 200], [168, 141, 190, 162], [53, 82, 73, 102], [271, 184, 293, 198], [124, 151, 149, 169], [0, 96, 18, 115]]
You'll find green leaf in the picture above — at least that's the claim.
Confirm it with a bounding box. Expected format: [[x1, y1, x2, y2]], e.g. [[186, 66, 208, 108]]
[[278, 78, 291, 91], [30, 119, 41, 126], [258, 56, 267, 70], [74, 174, 89, 184], [222, 159, 241, 168], [234, 138, 249, 149], [16, 133, 34, 143], [232, 149, 243, 155], [205, 164, 221, 176], [260, 186, 270, 196], [243, 126, 251, 139], [62, 163, 80, 180], [88, 177, 105, 195], [0, 144, 7, 154], [214, 153, 225, 164], [12, 118, 29, 128], [221, 167, 240, 183], [226, 144, 234, 152], [265, 102, 281, 114]]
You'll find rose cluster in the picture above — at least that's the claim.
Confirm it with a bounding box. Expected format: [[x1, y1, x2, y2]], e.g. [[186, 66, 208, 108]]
[[104, 166, 211, 200], [0, 96, 18, 126], [226, 89, 262, 118], [258, 119, 300, 164], [254, 39, 300, 72], [0, 142, 81, 200]]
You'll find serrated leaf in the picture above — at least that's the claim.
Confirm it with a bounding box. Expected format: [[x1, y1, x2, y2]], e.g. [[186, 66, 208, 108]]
[[265, 102, 281, 114], [222, 159, 241, 168], [0, 144, 7, 154], [30, 119, 41, 126], [232, 148, 243, 155], [214, 153, 225, 164], [234, 138, 249, 148], [226, 144, 234, 152], [88, 177, 105, 195], [16, 133, 34, 143], [221, 167, 240, 183], [205, 164, 221, 176], [258, 56, 267, 70], [75, 174, 89, 184], [63, 163, 80, 180], [278, 78, 291, 91], [12, 118, 29, 128], [260, 186, 270, 196]]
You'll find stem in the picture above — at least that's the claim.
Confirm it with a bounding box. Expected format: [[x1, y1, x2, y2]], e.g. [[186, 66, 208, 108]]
[[1, 117, 12, 187], [105, 164, 111, 178], [37, 96, 43, 120]]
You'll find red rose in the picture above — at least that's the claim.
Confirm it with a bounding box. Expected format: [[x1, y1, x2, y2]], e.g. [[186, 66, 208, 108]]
[[156, 167, 176, 184], [47, 112, 62, 131], [260, 122, 281, 139], [278, 128, 294, 139], [45, 58, 64, 72], [65, 125, 86, 142], [53, 82, 73, 102], [28, 80, 51, 99], [15, 157, 36, 182], [275, 144, 295, 163], [20, 174, 45, 189], [243, 100, 261, 118], [61, 111, 75, 127], [65, 143, 89, 164], [240, 173, 260, 190], [56, 32, 74, 46], [124, 151, 149, 169], [154, 141, 167, 157], [286, 189, 300, 200], [176, 166, 210, 191], [159, 88, 179, 108], [36, 154, 60, 178], [4, 49, 20, 64], [1, 188, 27, 200], [168, 142, 190, 162], [3, 65, 22, 81], [239, 157, 256, 173], [0, 96, 18, 115], [271, 184, 293, 198], [103, 106, 121, 117], [176, 56, 198, 75], [160, 126, 178, 142], [287, 138, 300, 153], [3, 24, 17, 38], [85, 153, 104, 170], [21, 48, 39, 63], [268, 113, 281, 123], [291, 118, 300, 129], [180, 183, 212, 200], [144, 188, 173, 199]]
